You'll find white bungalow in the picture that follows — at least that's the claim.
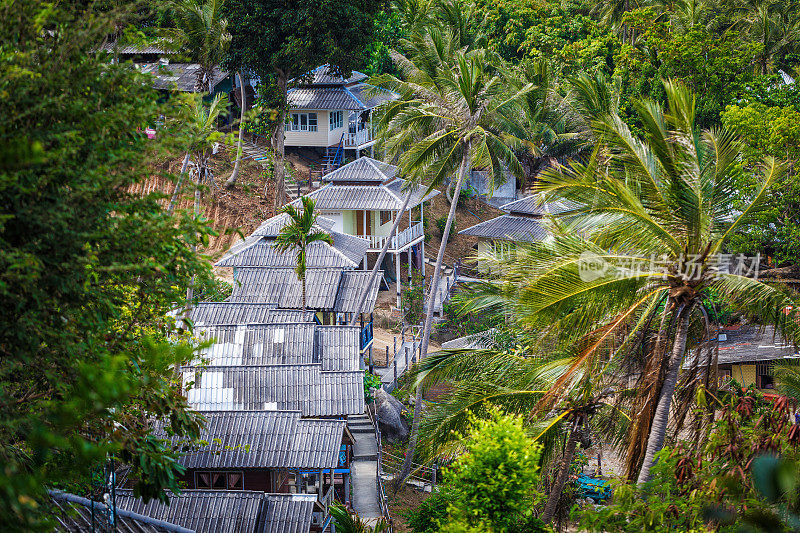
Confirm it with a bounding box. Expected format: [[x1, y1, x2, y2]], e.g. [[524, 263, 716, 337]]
[[291, 157, 439, 307], [285, 65, 396, 169]]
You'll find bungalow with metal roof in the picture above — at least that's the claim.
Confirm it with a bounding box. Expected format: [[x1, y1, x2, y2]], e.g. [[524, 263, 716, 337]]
[[182, 364, 364, 417], [156, 410, 353, 523], [291, 157, 439, 307], [189, 304, 316, 327], [681, 325, 800, 390], [460, 195, 570, 275], [285, 65, 397, 166], [115, 489, 320, 533]]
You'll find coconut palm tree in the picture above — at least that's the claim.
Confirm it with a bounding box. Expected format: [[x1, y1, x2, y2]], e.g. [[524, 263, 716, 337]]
[[511, 78, 798, 484], [274, 197, 333, 310], [162, 0, 231, 92], [225, 72, 248, 188], [375, 30, 531, 489]]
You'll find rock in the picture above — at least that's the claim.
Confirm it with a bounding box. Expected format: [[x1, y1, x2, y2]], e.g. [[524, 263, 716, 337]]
[[373, 388, 410, 442]]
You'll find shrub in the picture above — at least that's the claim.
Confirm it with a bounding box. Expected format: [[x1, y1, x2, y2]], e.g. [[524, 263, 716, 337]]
[[363, 371, 382, 403], [406, 490, 454, 533], [435, 216, 457, 239]]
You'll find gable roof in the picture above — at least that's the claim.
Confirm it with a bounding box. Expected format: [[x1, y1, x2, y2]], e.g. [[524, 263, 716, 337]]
[[137, 63, 228, 93], [261, 494, 317, 533], [165, 410, 345, 470], [297, 65, 368, 86], [296, 178, 438, 211], [323, 157, 398, 183], [183, 364, 364, 416], [193, 323, 360, 370], [286, 65, 396, 111], [333, 271, 381, 314], [189, 304, 315, 327], [49, 490, 192, 533], [459, 215, 549, 243], [114, 490, 269, 533]]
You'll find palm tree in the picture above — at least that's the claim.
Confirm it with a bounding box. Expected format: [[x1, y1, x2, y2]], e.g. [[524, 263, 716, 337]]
[[375, 30, 530, 489], [172, 93, 229, 319], [225, 72, 248, 188], [329, 502, 388, 533], [162, 0, 231, 92], [508, 78, 797, 484], [274, 197, 333, 310]]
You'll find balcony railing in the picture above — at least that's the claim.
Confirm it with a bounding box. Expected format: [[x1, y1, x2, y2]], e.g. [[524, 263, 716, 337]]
[[357, 222, 424, 252], [344, 127, 373, 147]]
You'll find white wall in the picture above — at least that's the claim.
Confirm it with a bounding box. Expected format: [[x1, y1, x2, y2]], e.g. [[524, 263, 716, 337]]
[[284, 110, 330, 147]]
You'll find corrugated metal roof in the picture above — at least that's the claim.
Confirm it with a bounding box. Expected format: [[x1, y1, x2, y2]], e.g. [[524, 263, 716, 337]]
[[383, 179, 440, 208], [115, 490, 267, 533], [183, 364, 364, 416], [287, 87, 363, 110], [50, 491, 191, 533], [161, 411, 344, 470], [192, 323, 360, 370], [333, 271, 381, 314], [324, 157, 397, 183], [229, 268, 344, 308], [262, 494, 316, 533], [189, 304, 314, 327], [137, 63, 228, 93], [216, 228, 367, 269], [459, 215, 549, 242], [250, 213, 335, 238], [500, 195, 578, 216], [316, 325, 361, 370], [100, 42, 167, 55]]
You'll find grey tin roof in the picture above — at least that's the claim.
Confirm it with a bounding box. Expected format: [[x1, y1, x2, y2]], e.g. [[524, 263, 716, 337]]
[[166, 411, 344, 470], [251, 213, 336, 238], [333, 271, 381, 314], [137, 63, 228, 93], [348, 83, 397, 109], [50, 491, 192, 533], [262, 494, 316, 533], [100, 42, 167, 55], [324, 157, 397, 183], [297, 178, 438, 211], [715, 326, 797, 365], [287, 87, 365, 111], [189, 304, 314, 327], [115, 490, 268, 533], [183, 364, 364, 416], [229, 268, 344, 308], [500, 195, 579, 217], [216, 226, 367, 269], [459, 215, 549, 243], [193, 323, 360, 370]]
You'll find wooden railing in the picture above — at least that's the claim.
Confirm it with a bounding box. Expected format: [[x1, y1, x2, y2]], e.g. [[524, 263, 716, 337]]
[[344, 128, 372, 147]]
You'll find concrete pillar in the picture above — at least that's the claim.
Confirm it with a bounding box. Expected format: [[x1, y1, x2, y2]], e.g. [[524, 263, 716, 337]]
[[395, 251, 401, 309]]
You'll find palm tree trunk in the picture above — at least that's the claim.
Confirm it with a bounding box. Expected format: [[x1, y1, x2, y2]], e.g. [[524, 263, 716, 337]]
[[167, 153, 191, 214], [393, 142, 472, 491], [302, 272, 307, 311], [542, 416, 581, 523], [348, 190, 414, 326], [273, 70, 288, 213], [225, 72, 247, 188], [636, 303, 692, 485], [177, 162, 202, 379]]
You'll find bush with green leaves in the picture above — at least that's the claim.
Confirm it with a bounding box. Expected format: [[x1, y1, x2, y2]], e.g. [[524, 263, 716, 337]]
[[364, 371, 382, 403], [435, 216, 457, 239]]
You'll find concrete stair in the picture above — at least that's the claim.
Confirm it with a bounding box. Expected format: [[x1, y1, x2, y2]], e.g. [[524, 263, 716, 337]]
[[347, 413, 374, 435]]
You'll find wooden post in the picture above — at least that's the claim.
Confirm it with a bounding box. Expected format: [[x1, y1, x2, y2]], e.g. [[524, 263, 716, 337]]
[[393, 357, 397, 387], [385, 345, 389, 367], [369, 345, 374, 374], [405, 345, 409, 369], [432, 463, 437, 490], [393, 336, 396, 359]]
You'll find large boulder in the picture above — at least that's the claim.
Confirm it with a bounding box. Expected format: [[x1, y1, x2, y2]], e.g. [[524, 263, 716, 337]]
[[373, 388, 410, 442]]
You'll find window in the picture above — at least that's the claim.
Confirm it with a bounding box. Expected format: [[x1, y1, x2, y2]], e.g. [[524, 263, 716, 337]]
[[380, 211, 392, 225], [285, 112, 317, 132], [757, 362, 775, 389], [329, 110, 343, 130], [195, 470, 244, 490]]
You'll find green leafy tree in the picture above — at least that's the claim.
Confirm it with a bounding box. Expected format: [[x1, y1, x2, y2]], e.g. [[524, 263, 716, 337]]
[[274, 197, 333, 310], [222, 0, 382, 210], [0, 2, 215, 529], [438, 411, 546, 533]]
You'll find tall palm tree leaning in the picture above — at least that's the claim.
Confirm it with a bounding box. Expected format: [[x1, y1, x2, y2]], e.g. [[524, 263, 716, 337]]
[[161, 0, 231, 204], [274, 197, 333, 310], [527, 78, 797, 484], [373, 28, 529, 490], [225, 72, 247, 188]]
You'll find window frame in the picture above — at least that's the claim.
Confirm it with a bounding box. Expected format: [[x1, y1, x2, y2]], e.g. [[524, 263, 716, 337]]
[[285, 112, 318, 132], [329, 110, 343, 130], [194, 470, 245, 490]]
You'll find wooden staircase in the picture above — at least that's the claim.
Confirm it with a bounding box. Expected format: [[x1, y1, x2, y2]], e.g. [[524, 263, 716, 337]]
[[240, 140, 314, 201]]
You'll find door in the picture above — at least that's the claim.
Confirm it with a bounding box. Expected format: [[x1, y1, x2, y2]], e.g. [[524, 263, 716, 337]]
[[355, 211, 372, 236]]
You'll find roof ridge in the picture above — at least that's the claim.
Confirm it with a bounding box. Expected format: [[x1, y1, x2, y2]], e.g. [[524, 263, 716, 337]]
[[363, 157, 389, 182], [342, 86, 366, 109]]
